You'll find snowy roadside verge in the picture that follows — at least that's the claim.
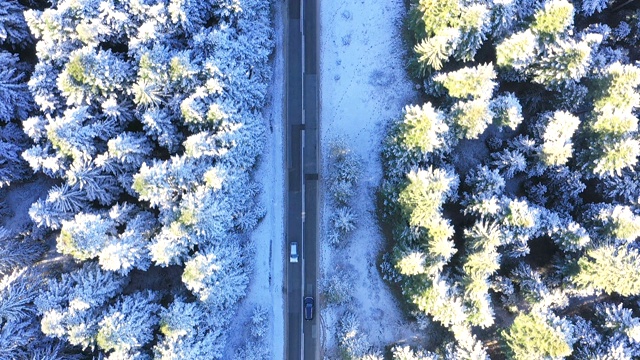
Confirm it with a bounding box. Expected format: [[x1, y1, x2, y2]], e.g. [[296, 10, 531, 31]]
[[222, 0, 285, 358], [318, 0, 426, 357]]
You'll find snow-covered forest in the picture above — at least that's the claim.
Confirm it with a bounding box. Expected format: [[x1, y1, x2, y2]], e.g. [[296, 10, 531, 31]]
[[0, 0, 274, 357], [377, 0, 640, 358]]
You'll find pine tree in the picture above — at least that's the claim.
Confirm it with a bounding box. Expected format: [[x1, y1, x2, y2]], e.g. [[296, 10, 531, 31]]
[[36, 262, 127, 350], [593, 62, 640, 114], [0, 123, 31, 187], [495, 30, 538, 72], [391, 345, 439, 360], [455, 4, 490, 62], [409, 0, 461, 40], [96, 291, 160, 354], [502, 312, 574, 359], [410, 277, 468, 328], [490, 149, 527, 179], [398, 167, 459, 229], [532, 38, 592, 89], [450, 99, 494, 139], [414, 29, 460, 72], [539, 111, 581, 167], [337, 311, 372, 359], [531, 0, 575, 41], [573, 245, 640, 296], [490, 0, 517, 41], [57, 212, 116, 261], [182, 241, 248, 310], [154, 298, 226, 359], [399, 103, 450, 155], [433, 64, 496, 100], [592, 138, 640, 177], [0, 51, 33, 122], [0, 0, 32, 49], [490, 93, 524, 131], [580, 0, 614, 16], [595, 204, 640, 242]]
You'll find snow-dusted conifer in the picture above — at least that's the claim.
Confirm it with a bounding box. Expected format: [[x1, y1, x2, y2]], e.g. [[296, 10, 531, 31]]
[[0, 123, 31, 187], [580, 0, 613, 16], [29, 184, 88, 229], [182, 241, 248, 309], [538, 111, 580, 167], [154, 298, 226, 359], [36, 262, 126, 350], [495, 30, 538, 72], [455, 4, 489, 62], [0, 0, 32, 48], [398, 103, 450, 156], [0, 51, 33, 122], [434, 64, 496, 100], [450, 99, 494, 139], [573, 244, 640, 296], [490, 93, 523, 131], [490, 149, 527, 179], [391, 344, 439, 360], [490, 0, 517, 42], [337, 311, 372, 359], [414, 29, 459, 72], [502, 311, 575, 359], [96, 291, 160, 354], [531, 0, 575, 40], [58, 212, 116, 261], [398, 167, 459, 229], [532, 39, 592, 89]]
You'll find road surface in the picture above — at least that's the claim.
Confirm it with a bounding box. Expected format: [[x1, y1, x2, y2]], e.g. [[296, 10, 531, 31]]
[[285, 0, 319, 358]]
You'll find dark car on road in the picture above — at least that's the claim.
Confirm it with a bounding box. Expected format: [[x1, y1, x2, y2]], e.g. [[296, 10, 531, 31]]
[[304, 296, 314, 320]]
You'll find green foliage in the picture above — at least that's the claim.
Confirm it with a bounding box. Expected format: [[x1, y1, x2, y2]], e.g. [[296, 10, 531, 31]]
[[591, 107, 638, 137], [450, 99, 494, 139], [434, 64, 496, 100], [410, 278, 467, 327], [399, 103, 449, 154], [411, 0, 461, 39], [391, 0, 640, 356], [58, 212, 115, 261], [410, 0, 489, 71], [504, 199, 537, 229], [496, 30, 538, 71], [395, 248, 427, 276], [398, 167, 458, 229], [593, 62, 640, 113], [531, 0, 574, 39], [456, 4, 490, 62], [532, 39, 591, 88], [414, 29, 459, 72], [607, 206, 640, 242], [592, 138, 640, 177], [502, 313, 573, 359], [573, 245, 640, 296]]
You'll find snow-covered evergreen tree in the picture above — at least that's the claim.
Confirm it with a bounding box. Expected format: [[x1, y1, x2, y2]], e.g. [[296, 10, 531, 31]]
[[0, 51, 33, 122], [181, 240, 248, 310], [96, 291, 160, 354], [154, 298, 226, 359]]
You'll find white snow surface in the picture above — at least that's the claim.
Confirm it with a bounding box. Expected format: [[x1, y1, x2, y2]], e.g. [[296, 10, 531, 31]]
[[222, 1, 285, 358], [319, 0, 426, 356]]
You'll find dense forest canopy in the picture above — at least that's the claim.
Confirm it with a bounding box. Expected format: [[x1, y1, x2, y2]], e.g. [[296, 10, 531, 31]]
[[0, 0, 273, 358], [382, 0, 640, 359]]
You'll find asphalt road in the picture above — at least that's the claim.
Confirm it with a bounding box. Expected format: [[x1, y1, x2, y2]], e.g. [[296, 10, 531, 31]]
[[285, 0, 319, 358]]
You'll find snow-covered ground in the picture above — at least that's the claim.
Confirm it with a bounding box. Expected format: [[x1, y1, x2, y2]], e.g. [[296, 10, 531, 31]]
[[222, 1, 285, 358], [319, 0, 426, 356]]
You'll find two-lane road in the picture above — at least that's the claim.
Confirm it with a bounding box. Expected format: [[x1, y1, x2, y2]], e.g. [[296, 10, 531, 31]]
[[285, 0, 319, 358]]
